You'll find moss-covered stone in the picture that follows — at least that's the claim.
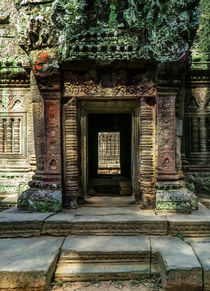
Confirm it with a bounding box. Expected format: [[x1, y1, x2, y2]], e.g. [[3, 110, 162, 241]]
[[14, 0, 199, 65], [18, 189, 62, 212], [156, 188, 198, 212]]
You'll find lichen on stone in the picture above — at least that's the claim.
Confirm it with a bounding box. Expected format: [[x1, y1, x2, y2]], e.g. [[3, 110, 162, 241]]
[[14, 0, 200, 65]]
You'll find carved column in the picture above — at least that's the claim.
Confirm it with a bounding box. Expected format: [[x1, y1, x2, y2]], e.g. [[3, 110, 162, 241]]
[[139, 97, 157, 209], [32, 75, 62, 188], [18, 72, 62, 212], [64, 98, 79, 208], [157, 88, 178, 182], [156, 65, 198, 212]]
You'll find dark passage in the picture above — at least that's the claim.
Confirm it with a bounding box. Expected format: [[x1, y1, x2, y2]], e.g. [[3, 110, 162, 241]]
[[88, 114, 131, 196]]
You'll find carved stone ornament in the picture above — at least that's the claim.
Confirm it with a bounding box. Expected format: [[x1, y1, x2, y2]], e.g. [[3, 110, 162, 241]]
[[64, 73, 156, 97], [15, 0, 199, 64], [158, 96, 176, 171], [191, 87, 210, 108]]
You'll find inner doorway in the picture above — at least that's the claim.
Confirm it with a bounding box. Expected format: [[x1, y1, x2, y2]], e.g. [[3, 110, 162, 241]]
[[88, 114, 131, 196]]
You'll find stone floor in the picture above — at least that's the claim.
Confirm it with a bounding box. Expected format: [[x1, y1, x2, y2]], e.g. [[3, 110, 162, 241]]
[[0, 234, 209, 290], [0, 197, 210, 290]]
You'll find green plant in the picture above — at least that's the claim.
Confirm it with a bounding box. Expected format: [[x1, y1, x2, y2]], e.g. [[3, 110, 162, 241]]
[[177, 234, 184, 241]]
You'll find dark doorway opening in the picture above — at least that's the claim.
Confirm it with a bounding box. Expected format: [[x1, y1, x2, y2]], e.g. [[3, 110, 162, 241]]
[[88, 114, 131, 196]]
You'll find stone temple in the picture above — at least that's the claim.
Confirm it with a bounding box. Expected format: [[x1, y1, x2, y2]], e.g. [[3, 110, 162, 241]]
[[0, 0, 209, 212]]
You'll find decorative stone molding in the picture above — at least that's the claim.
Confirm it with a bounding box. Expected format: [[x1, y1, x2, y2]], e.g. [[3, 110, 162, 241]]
[[191, 87, 210, 108]]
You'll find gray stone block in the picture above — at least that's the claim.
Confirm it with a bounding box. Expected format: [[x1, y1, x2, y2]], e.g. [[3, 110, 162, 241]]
[[156, 188, 198, 211], [190, 242, 210, 291], [0, 210, 52, 237], [151, 237, 202, 290], [55, 262, 150, 282], [0, 237, 64, 290]]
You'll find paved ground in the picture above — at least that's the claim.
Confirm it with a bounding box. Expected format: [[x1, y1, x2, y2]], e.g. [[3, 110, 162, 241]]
[[0, 197, 210, 290]]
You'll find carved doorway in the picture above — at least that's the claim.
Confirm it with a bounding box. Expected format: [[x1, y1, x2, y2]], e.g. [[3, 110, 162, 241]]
[[80, 101, 139, 201]]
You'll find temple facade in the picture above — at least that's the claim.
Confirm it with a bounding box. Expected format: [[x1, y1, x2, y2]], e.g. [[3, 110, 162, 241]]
[[0, 0, 209, 212]]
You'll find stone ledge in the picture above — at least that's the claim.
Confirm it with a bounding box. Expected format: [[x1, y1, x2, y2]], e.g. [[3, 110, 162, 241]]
[[42, 214, 167, 236], [0, 209, 52, 238]]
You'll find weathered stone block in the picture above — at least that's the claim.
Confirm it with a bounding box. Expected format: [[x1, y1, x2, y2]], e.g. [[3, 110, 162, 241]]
[[18, 188, 62, 212], [151, 237, 202, 291], [156, 188, 198, 212], [190, 242, 210, 291], [0, 237, 64, 290], [0, 208, 52, 237]]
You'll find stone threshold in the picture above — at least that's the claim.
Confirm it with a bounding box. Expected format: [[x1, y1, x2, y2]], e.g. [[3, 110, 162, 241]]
[[0, 204, 210, 238]]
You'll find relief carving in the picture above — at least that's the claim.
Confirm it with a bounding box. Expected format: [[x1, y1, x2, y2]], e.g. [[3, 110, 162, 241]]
[[191, 87, 210, 108], [158, 95, 176, 171], [64, 73, 156, 97]]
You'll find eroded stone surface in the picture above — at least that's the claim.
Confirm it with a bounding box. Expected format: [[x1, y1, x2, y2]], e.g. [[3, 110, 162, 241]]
[[42, 213, 167, 236], [156, 188, 198, 211], [0, 237, 64, 290], [190, 242, 210, 291], [18, 189, 62, 212], [151, 237, 202, 290], [0, 209, 52, 237], [55, 263, 150, 282], [62, 235, 150, 253]]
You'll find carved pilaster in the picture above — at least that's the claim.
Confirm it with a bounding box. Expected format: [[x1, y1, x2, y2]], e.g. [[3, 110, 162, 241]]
[[64, 98, 79, 208], [156, 66, 198, 212], [139, 97, 157, 209], [157, 89, 177, 181], [30, 71, 44, 173], [35, 75, 62, 187], [18, 72, 62, 212]]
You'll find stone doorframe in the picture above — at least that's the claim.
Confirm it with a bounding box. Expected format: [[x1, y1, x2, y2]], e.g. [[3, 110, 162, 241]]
[[63, 93, 157, 209], [78, 100, 139, 201]]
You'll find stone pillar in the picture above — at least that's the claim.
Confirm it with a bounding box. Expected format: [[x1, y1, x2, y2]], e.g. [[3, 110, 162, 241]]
[[18, 72, 62, 212], [156, 67, 197, 212], [157, 90, 177, 181], [64, 98, 79, 208], [139, 97, 157, 209]]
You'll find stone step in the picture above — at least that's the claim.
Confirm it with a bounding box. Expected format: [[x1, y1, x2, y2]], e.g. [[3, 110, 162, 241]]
[[190, 241, 210, 291], [55, 263, 150, 282], [151, 237, 203, 291], [55, 236, 150, 282], [0, 237, 64, 291], [1, 205, 210, 238], [43, 213, 167, 236], [60, 235, 150, 262]]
